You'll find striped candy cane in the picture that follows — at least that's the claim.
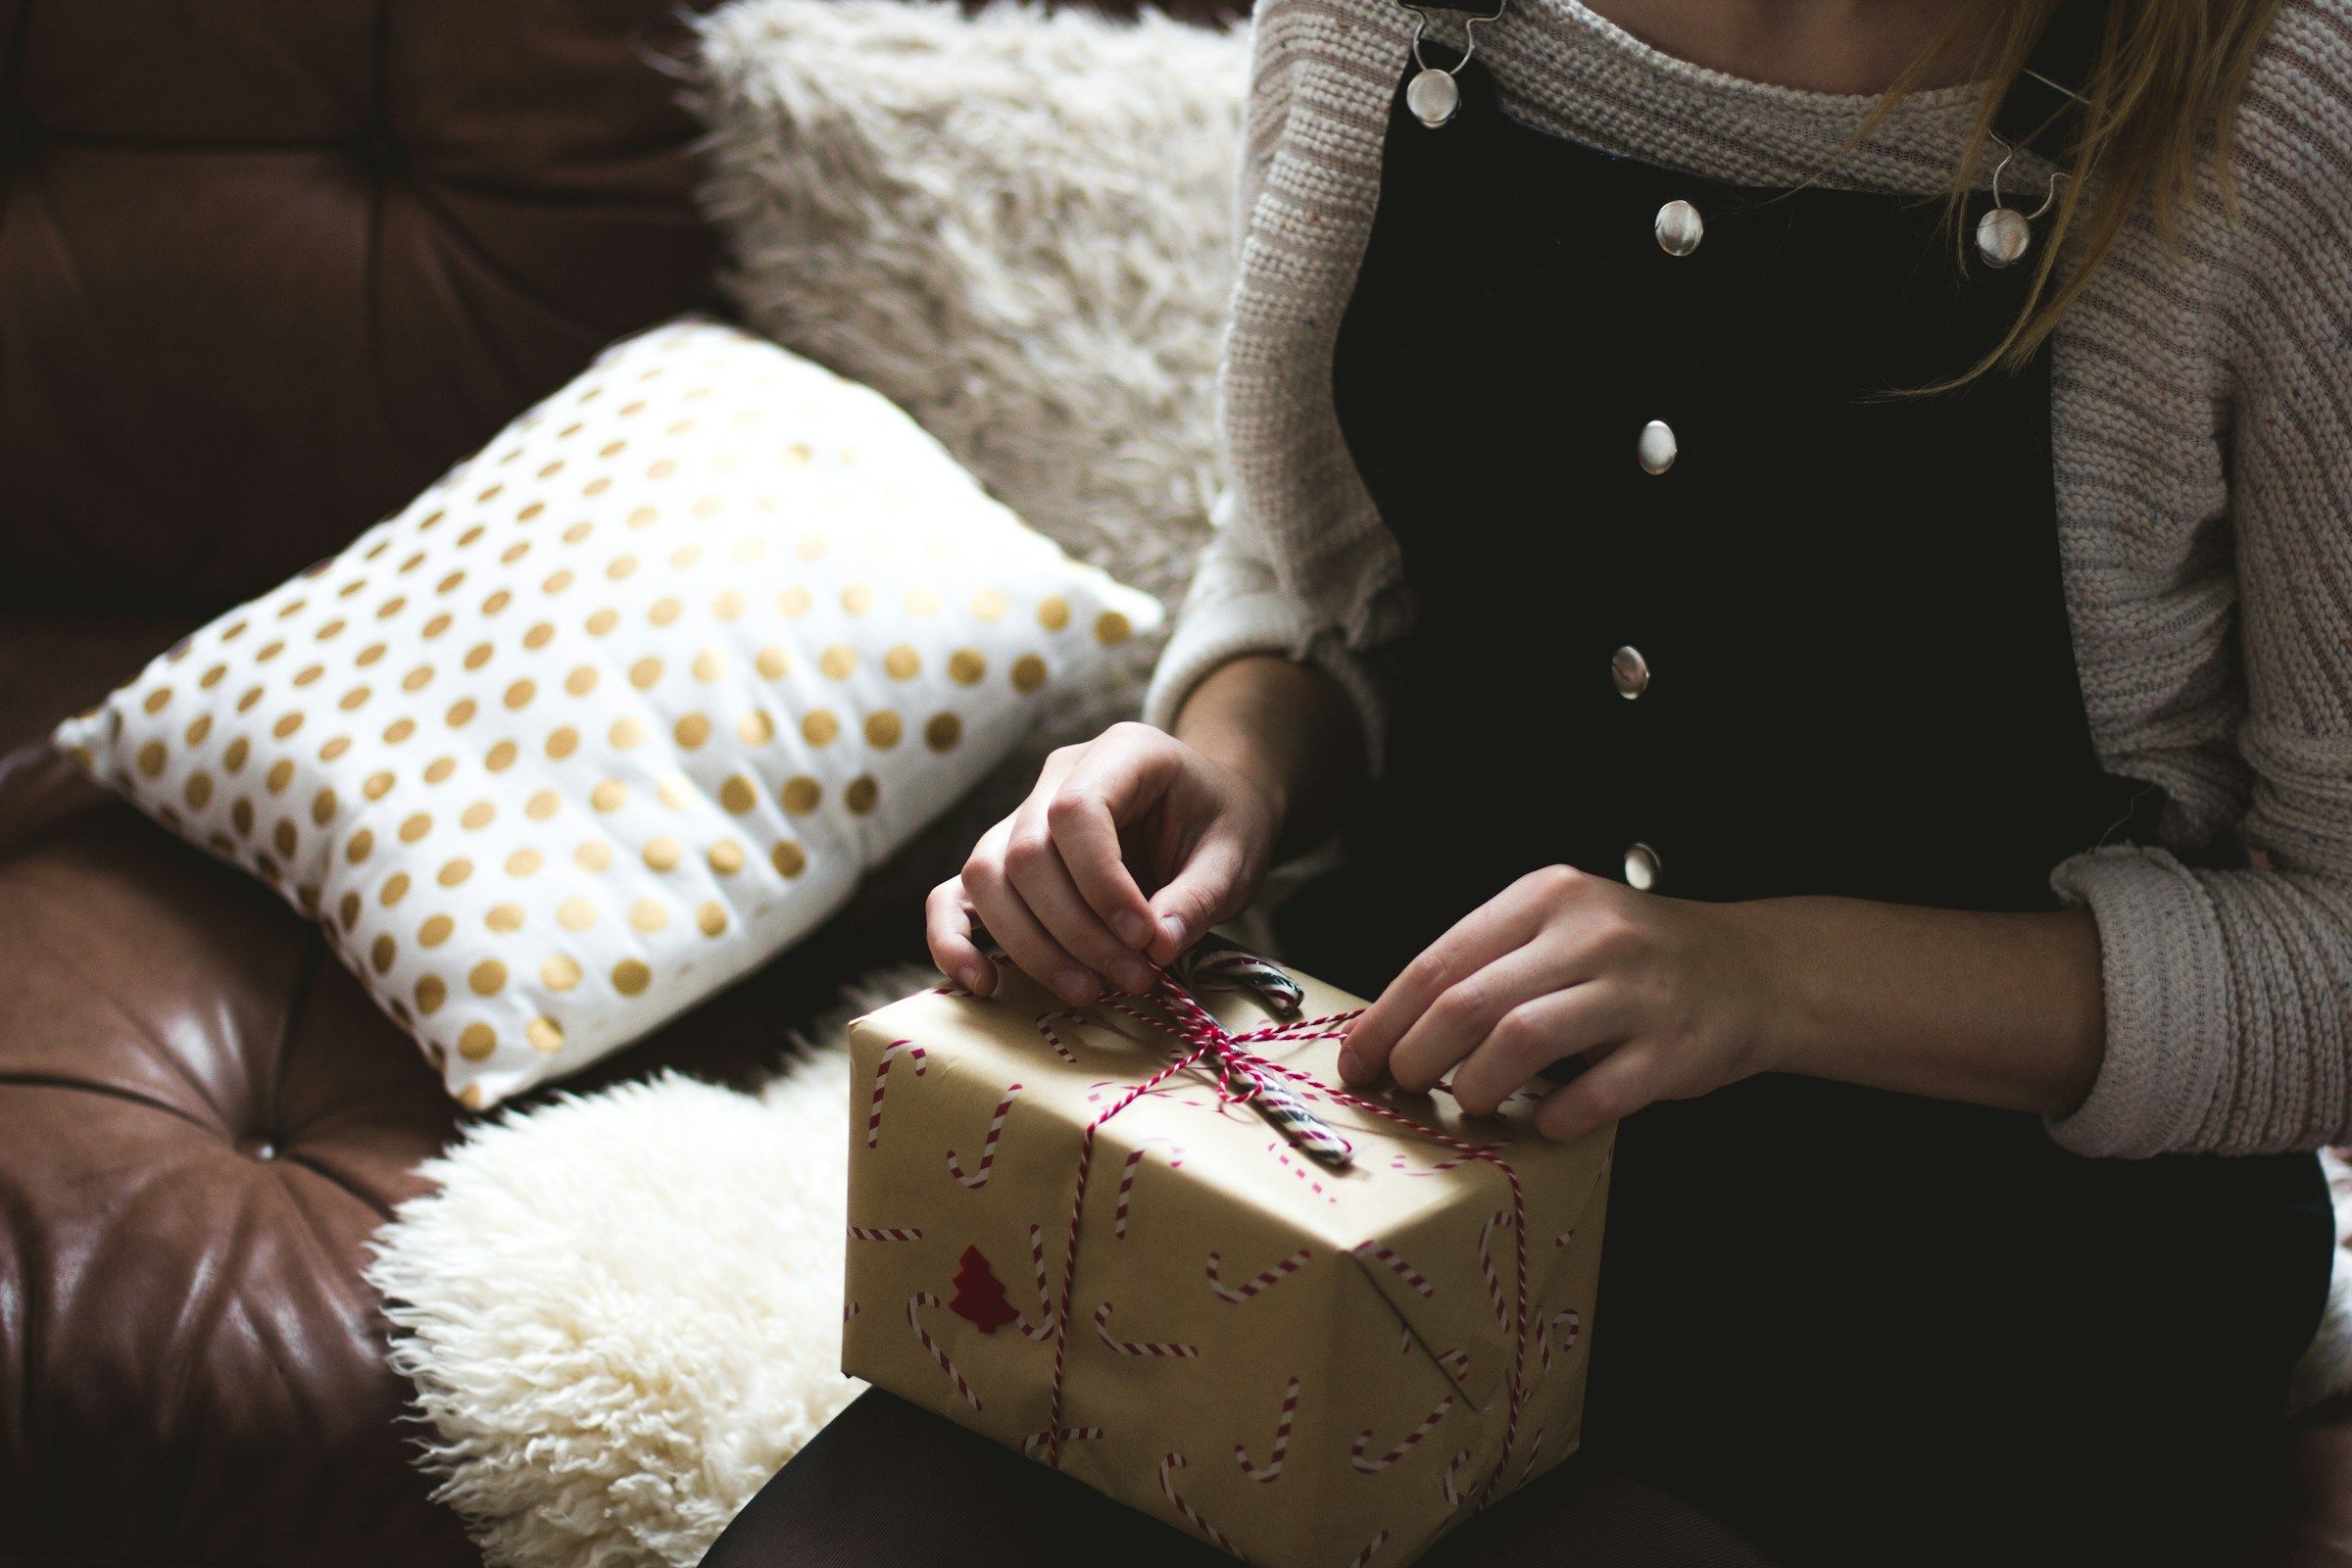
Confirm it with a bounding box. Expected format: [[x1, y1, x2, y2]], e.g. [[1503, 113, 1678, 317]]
[[843, 1300, 859, 1323], [1537, 1306, 1582, 1373], [1341, 1531, 1390, 1568], [1269, 1140, 1337, 1203], [1158, 1452, 1243, 1558], [1206, 1246, 1311, 1303], [1017, 1224, 1059, 1342], [907, 1292, 981, 1411], [1434, 1348, 1471, 1379], [863, 1040, 926, 1149], [1094, 1300, 1200, 1358], [1113, 1141, 1186, 1238], [1352, 1240, 1436, 1298], [1441, 1446, 1475, 1507], [1234, 1376, 1299, 1483], [1350, 1395, 1452, 1473], [1032, 1009, 1086, 1064], [1477, 1211, 1511, 1331], [945, 1083, 1022, 1188], [846, 1225, 923, 1243], [1021, 1426, 1104, 1457], [1517, 1427, 1547, 1485]]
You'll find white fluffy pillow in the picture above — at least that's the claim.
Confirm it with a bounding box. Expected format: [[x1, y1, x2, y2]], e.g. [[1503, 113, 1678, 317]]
[[56, 318, 1159, 1108], [692, 0, 1250, 709]]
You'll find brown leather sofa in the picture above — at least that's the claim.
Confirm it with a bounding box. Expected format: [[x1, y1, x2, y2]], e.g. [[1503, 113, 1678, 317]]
[[0, 3, 2347, 1566]]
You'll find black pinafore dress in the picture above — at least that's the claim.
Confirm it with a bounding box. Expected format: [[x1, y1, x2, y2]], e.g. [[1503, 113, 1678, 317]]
[[1277, 24, 2333, 1566]]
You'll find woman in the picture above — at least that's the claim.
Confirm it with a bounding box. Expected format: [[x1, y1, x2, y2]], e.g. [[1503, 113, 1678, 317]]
[[926, 0, 2352, 1560]]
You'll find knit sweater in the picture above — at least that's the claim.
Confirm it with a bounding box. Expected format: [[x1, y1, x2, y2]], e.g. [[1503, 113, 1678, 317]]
[[1140, 0, 2352, 1158]]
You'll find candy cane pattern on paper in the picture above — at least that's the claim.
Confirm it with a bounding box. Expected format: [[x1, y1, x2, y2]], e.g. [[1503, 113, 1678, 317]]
[[1095, 1300, 1200, 1358], [1033, 1009, 1085, 1064], [1440, 1446, 1475, 1507], [945, 1083, 1022, 1188], [1022, 1426, 1104, 1457], [1554, 1229, 1576, 1249], [1477, 1211, 1511, 1331], [1537, 1306, 1582, 1374], [1352, 1240, 1436, 1298], [1017, 1223, 1059, 1342], [863, 1040, 926, 1149], [1434, 1348, 1471, 1379], [1387, 1150, 1485, 1179], [1270, 1140, 1337, 1203], [1206, 1246, 1310, 1303], [1158, 1452, 1244, 1558], [846, 1225, 923, 1243], [1350, 1395, 1452, 1473], [1234, 1376, 1300, 1483], [843, 1300, 859, 1323], [907, 1292, 982, 1411], [1113, 1141, 1186, 1238], [1341, 1531, 1390, 1568]]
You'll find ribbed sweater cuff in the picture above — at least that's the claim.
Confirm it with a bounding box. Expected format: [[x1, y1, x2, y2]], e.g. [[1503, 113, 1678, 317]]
[[1143, 589, 1388, 772], [2044, 847, 2232, 1157]]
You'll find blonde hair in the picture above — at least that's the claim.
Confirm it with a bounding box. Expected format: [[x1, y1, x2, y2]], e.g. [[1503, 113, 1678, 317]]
[[1879, 0, 2283, 380]]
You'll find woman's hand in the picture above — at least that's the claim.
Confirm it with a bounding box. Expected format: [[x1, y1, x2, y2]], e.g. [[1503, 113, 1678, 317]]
[[1336, 869, 2109, 1141], [1337, 865, 1782, 1142], [926, 722, 1280, 1005]]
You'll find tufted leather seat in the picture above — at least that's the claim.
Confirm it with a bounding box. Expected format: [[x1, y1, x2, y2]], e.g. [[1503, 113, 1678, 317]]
[[2, 1, 2345, 1566], [0, 2, 868, 1560]]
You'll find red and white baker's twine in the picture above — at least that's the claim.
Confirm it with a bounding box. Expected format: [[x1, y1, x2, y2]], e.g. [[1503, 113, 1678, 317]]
[[863, 1040, 926, 1150], [1205, 1246, 1311, 1303], [1342, 1532, 1390, 1568], [906, 1292, 982, 1412], [945, 1083, 1022, 1188], [1035, 965, 1538, 1520], [1234, 1375, 1299, 1482]]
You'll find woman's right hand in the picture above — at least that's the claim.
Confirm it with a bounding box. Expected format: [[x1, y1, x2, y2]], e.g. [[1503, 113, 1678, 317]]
[[925, 721, 1281, 1004]]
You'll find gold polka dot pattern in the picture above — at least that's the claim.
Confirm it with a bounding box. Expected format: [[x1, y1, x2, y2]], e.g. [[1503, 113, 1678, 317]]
[[53, 319, 1162, 1109]]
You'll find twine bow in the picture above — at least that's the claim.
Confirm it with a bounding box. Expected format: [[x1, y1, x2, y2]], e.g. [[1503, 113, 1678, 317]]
[[1027, 953, 1535, 1516]]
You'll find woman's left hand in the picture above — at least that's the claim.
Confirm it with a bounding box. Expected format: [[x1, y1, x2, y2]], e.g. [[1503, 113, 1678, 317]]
[[1335, 864, 1783, 1142]]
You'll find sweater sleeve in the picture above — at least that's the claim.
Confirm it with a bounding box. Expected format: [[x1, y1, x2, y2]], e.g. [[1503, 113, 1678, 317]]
[[1141, 0, 1416, 768], [2046, 17, 2352, 1156]]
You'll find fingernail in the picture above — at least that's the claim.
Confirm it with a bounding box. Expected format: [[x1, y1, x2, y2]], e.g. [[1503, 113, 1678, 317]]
[[961, 964, 990, 994], [1058, 969, 1099, 1004], [1116, 960, 1155, 996], [1115, 911, 1149, 947], [1337, 1047, 1362, 1080], [1160, 914, 1187, 946]]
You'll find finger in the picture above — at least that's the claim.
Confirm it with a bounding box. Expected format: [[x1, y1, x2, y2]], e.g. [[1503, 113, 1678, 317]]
[[1449, 981, 1632, 1116], [1144, 822, 1250, 965], [1048, 738, 1172, 952], [924, 878, 996, 997], [1340, 873, 1559, 1085], [1385, 942, 1581, 1097], [1534, 1044, 1658, 1143], [962, 831, 1101, 1005], [1004, 802, 1157, 996]]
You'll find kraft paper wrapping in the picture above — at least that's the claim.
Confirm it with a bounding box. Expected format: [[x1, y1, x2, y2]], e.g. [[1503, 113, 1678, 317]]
[[843, 958, 1614, 1568]]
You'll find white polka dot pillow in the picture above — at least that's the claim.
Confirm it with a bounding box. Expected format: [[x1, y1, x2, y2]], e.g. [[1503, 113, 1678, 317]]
[[55, 318, 1161, 1108]]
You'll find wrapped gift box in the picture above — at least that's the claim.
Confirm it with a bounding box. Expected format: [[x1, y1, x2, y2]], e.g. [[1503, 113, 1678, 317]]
[[843, 953, 1614, 1568]]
